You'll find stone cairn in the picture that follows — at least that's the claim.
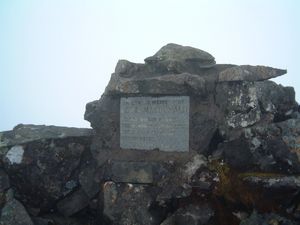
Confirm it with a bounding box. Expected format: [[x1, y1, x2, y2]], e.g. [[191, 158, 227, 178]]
[[0, 43, 300, 225]]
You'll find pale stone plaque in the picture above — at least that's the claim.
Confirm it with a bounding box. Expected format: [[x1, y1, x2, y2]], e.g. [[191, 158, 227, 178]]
[[120, 96, 189, 152]]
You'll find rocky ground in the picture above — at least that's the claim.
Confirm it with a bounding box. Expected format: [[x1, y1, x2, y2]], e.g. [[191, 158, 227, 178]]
[[0, 44, 300, 225]]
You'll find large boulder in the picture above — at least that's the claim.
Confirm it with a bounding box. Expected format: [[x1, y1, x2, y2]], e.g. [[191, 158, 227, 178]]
[[144, 43, 216, 73], [0, 124, 97, 212]]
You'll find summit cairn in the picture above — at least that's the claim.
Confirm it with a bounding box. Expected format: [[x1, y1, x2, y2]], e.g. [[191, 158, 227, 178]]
[[0, 44, 299, 225]]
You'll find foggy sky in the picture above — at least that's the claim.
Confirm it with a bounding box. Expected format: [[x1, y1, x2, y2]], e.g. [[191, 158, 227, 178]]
[[0, 0, 299, 131]]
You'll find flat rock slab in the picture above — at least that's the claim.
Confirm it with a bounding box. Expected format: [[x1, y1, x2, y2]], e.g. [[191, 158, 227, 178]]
[[218, 65, 286, 82], [0, 124, 93, 148]]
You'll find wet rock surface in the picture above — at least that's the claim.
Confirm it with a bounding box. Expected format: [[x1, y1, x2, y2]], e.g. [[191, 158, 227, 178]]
[[1, 44, 300, 224]]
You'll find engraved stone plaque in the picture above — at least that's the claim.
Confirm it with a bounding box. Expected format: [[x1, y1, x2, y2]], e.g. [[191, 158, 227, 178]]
[[120, 96, 189, 152]]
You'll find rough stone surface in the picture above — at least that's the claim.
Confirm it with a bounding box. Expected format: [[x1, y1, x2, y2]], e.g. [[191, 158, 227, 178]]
[[145, 43, 216, 73], [0, 124, 93, 147], [111, 161, 154, 183], [160, 204, 214, 225], [102, 181, 163, 225], [1, 44, 300, 225], [219, 120, 300, 173], [0, 169, 10, 192], [240, 211, 298, 225], [57, 188, 90, 216], [0, 195, 34, 225], [0, 124, 95, 212], [219, 65, 286, 82]]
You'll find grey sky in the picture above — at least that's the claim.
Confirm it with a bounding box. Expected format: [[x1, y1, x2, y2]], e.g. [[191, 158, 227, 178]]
[[0, 0, 299, 131]]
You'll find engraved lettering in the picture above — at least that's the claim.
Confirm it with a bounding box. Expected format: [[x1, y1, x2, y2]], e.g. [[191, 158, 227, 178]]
[[120, 96, 189, 152]]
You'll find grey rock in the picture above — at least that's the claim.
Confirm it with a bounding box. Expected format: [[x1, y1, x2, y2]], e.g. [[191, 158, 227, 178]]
[[145, 43, 216, 73], [0, 124, 93, 147], [105, 72, 206, 96], [219, 65, 286, 82], [115, 60, 143, 76], [216, 81, 261, 130], [0, 197, 34, 225], [216, 80, 298, 136]]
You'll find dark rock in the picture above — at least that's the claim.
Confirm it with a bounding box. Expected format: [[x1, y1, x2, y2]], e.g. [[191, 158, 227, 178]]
[[220, 121, 300, 173], [56, 188, 90, 216], [33, 213, 96, 225], [78, 158, 101, 198], [240, 211, 298, 225], [160, 204, 214, 225], [219, 65, 286, 82], [102, 181, 162, 225], [255, 81, 297, 121], [219, 137, 255, 171], [32, 217, 54, 225], [0, 169, 10, 192], [0, 124, 94, 211], [277, 118, 300, 161], [84, 95, 119, 149], [241, 175, 300, 212]]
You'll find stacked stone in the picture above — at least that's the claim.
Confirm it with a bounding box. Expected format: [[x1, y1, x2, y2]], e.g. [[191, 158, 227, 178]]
[[0, 44, 299, 225]]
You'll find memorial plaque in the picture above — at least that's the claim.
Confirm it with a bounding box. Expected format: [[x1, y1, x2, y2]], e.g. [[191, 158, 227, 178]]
[[120, 96, 189, 152]]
